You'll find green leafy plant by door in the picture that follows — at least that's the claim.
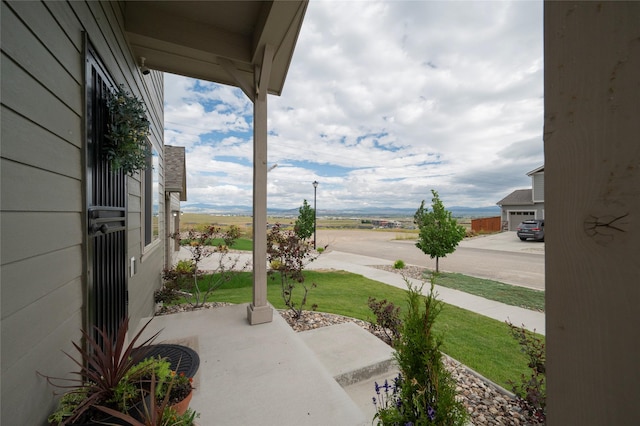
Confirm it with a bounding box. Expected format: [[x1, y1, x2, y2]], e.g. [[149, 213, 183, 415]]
[[104, 85, 151, 175]]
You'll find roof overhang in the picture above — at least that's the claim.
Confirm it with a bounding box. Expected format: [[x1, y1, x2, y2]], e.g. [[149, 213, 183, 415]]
[[527, 165, 545, 176], [124, 0, 308, 98]]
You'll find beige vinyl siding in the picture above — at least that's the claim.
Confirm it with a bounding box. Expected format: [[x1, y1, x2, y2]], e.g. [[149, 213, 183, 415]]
[[0, 1, 164, 424], [1, 160, 83, 211], [1, 246, 83, 319], [1, 108, 83, 177]]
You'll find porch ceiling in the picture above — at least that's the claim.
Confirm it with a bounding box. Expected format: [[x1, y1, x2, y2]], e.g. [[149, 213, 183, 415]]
[[124, 0, 308, 97]]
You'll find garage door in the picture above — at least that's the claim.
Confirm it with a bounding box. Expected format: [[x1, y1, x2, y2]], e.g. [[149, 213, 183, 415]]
[[509, 211, 536, 230]]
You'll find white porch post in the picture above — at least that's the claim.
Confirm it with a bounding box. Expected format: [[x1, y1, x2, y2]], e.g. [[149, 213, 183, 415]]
[[247, 45, 275, 325]]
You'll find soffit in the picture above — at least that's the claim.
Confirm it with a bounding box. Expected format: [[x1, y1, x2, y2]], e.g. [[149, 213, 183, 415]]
[[124, 0, 307, 97]]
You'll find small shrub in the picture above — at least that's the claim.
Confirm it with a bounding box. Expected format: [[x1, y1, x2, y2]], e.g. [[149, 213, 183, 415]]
[[367, 297, 402, 346], [506, 321, 546, 423], [269, 259, 283, 270], [393, 259, 405, 269], [154, 285, 180, 305], [175, 259, 196, 274], [316, 247, 325, 254], [160, 259, 196, 304], [374, 277, 467, 425]]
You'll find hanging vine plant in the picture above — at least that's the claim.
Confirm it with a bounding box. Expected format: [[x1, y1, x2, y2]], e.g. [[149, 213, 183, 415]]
[[103, 84, 151, 175]]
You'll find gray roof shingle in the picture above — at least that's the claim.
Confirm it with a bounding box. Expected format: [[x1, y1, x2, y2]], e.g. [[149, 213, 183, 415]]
[[496, 189, 532, 206], [165, 145, 187, 201]]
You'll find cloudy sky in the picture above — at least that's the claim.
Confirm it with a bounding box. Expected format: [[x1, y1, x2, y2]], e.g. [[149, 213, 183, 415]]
[[164, 0, 544, 211]]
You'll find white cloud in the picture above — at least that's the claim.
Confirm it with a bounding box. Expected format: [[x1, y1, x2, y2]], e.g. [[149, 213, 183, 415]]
[[164, 0, 544, 211]]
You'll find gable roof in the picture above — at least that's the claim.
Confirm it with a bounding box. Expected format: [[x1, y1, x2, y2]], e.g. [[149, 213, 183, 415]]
[[165, 145, 187, 201], [496, 189, 533, 206], [527, 165, 545, 175]]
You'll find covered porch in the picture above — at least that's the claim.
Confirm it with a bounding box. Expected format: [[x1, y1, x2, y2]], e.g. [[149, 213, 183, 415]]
[[134, 304, 371, 425], [125, 0, 309, 325]]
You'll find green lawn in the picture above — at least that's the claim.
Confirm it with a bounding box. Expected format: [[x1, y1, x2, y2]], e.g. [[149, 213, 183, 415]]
[[174, 270, 540, 389], [181, 237, 253, 251], [426, 271, 545, 312]]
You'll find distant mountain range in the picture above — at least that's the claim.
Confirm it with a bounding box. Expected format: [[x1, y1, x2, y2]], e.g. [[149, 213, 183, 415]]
[[181, 203, 500, 218]]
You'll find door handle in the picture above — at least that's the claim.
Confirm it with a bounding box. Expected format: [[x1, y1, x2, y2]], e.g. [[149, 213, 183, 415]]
[[88, 206, 125, 236], [90, 223, 109, 235]]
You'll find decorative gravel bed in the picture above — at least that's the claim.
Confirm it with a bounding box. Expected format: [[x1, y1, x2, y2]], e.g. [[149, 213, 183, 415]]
[[369, 264, 431, 280], [158, 303, 537, 425]]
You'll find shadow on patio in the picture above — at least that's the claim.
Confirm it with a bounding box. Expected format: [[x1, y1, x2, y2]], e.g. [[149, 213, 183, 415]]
[[134, 304, 369, 425]]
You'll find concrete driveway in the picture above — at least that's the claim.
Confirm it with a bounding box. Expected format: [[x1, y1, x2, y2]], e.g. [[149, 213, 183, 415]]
[[459, 231, 545, 254]]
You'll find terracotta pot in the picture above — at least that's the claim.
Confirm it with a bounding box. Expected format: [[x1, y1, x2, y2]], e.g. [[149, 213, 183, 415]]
[[171, 389, 193, 416], [153, 389, 193, 418]]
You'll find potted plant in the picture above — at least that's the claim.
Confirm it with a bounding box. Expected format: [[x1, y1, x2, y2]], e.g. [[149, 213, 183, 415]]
[[44, 318, 161, 425], [97, 371, 199, 426], [103, 84, 151, 175], [128, 357, 195, 417]]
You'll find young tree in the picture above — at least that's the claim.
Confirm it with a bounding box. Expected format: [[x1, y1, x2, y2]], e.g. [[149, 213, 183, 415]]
[[294, 199, 315, 241], [267, 223, 320, 319], [414, 189, 466, 273]]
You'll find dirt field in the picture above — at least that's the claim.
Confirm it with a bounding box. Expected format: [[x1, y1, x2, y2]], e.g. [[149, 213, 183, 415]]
[[179, 213, 423, 233]]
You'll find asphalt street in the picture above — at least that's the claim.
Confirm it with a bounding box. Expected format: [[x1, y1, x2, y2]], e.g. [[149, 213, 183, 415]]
[[316, 230, 545, 290]]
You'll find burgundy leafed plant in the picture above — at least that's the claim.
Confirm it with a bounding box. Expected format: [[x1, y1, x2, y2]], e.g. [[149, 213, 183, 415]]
[[41, 317, 160, 425], [266, 223, 324, 319]]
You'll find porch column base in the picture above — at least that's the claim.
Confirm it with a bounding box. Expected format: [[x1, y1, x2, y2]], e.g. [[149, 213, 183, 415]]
[[247, 304, 273, 325]]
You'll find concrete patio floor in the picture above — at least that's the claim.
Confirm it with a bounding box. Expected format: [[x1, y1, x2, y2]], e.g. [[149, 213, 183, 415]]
[[134, 304, 380, 426]]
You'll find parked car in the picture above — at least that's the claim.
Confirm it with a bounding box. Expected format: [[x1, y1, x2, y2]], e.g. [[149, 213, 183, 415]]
[[516, 220, 545, 241]]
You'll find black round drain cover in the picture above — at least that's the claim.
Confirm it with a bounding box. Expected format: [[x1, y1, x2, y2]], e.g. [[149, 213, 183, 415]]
[[135, 344, 200, 377]]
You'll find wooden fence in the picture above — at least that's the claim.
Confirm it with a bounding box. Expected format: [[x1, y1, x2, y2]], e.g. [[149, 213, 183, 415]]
[[471, 216, 502, 233]]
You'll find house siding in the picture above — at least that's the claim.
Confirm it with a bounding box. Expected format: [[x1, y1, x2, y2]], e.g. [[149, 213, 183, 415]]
[[532, 172, 545, 202], [166, 192, 183, 267], [0, 1, 164, 425]]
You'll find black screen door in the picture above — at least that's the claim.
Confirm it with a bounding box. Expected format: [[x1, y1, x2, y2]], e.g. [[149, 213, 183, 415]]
[[85, 42, 128, 345]]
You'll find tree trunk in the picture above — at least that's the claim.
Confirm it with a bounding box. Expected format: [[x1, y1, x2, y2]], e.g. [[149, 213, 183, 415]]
[[435, 257, 440, 273]]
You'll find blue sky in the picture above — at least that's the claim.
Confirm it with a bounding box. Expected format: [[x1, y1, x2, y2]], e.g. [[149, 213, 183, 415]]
[[164, 0, 544, 211]]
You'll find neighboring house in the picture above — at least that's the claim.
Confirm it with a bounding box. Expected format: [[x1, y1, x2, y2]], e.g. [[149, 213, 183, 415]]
[[496, 165, 545, 230], [0, 1, 307, 425], [164, 145, 187, 268]]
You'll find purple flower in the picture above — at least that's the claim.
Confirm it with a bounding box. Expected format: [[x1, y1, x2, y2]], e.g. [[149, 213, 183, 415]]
[[374, 381, 380, 395], [427, 405, 436, 421], [372, 397, 377, 406]]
